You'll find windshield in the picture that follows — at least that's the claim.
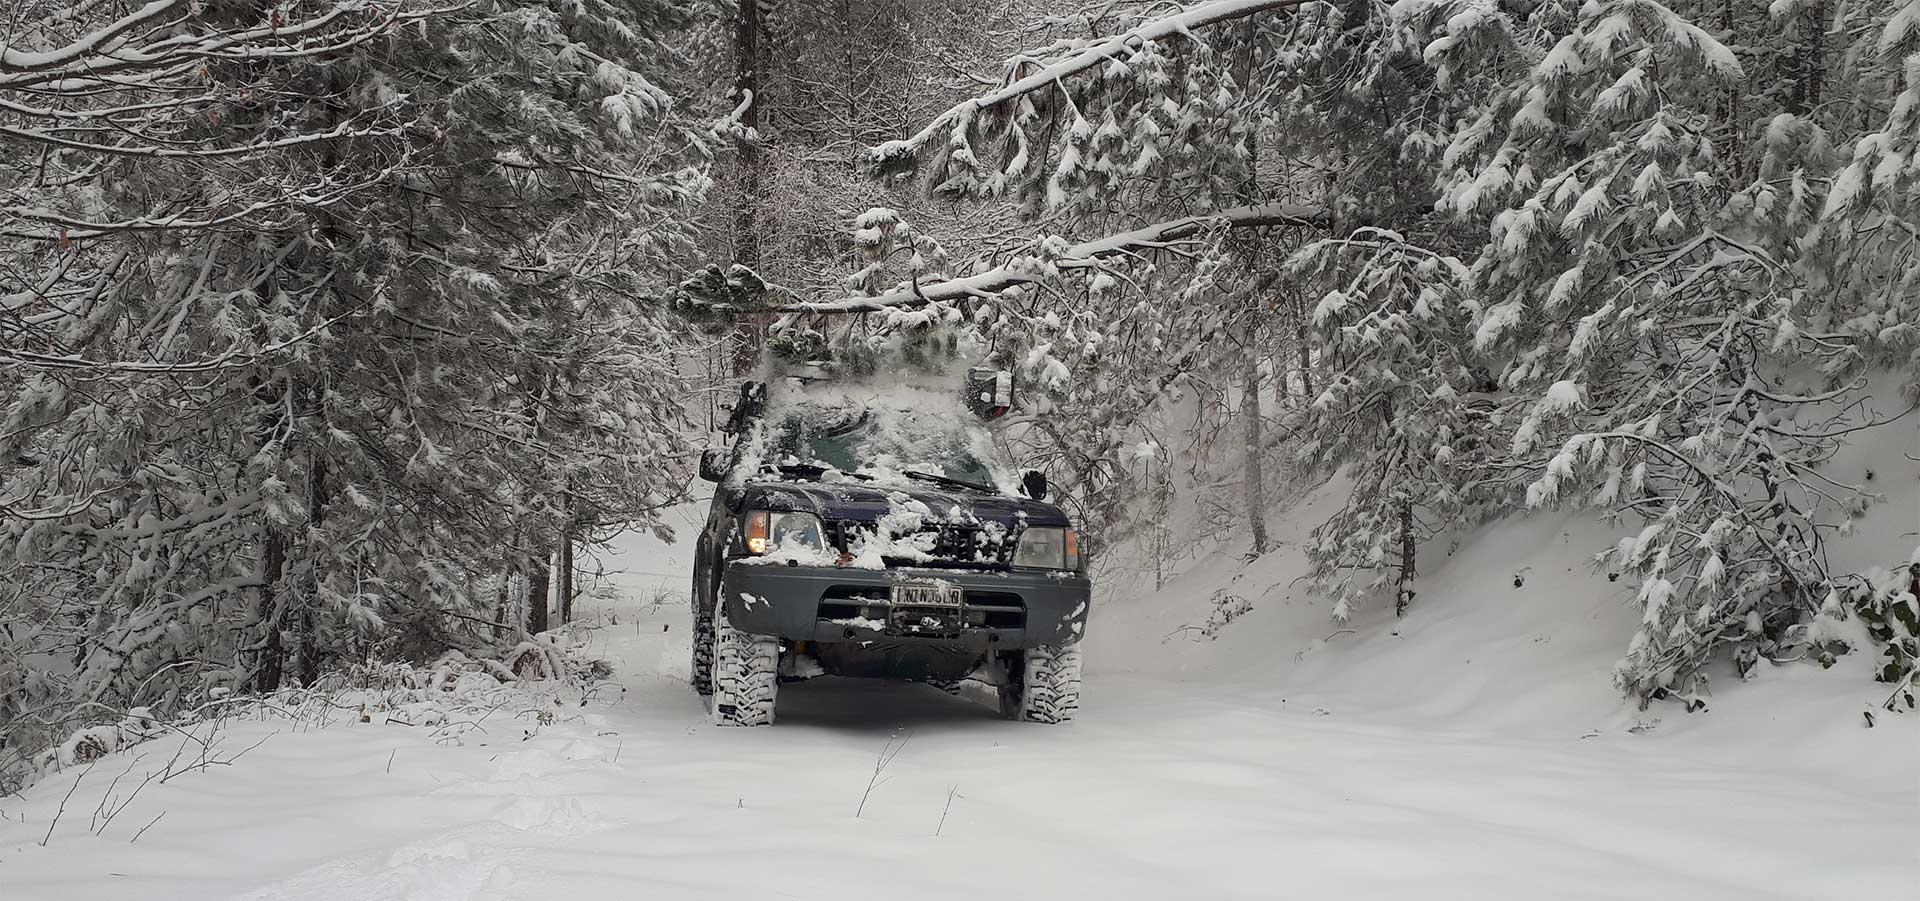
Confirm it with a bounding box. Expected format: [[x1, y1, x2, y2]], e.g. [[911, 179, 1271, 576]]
[[769, 405, 1000, 487]]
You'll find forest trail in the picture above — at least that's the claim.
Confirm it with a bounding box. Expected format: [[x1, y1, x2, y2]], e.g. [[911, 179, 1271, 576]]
[[3, 514, 1902, 900], [8, 3, 1920, 897]]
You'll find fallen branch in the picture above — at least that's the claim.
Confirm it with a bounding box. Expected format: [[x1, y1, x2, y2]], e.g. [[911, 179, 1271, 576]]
[[93, 768, 160, 837], [936, 784, 960, 836], [40, 762, 92, 846], [1880, 666, 1918, 712], [130, 810, 166, 843], [855, 732, 912, 818]]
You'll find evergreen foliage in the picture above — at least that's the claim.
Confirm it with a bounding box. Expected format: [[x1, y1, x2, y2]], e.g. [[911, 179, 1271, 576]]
[[7, 0, 1919, 790], [847, 0, 1920, 706], [1, 0, 709, 778]]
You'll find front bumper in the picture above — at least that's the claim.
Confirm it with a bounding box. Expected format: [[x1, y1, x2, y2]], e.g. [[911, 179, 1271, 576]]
[[719, 561, 1090, 649]]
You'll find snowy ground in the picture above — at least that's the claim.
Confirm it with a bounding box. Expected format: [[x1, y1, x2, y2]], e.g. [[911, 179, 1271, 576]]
[[2, 493, 1914, 899]]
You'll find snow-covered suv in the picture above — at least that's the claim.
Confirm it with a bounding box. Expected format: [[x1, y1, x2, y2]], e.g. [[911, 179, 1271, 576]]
[[689, 373, 1088, 726]]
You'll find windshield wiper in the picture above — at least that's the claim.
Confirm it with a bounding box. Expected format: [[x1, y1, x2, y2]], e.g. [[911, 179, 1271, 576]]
[[903, 470, 995, 494], [769, 463, 872, 482]]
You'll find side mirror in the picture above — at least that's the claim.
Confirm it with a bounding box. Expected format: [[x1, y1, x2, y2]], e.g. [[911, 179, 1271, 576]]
[[721, 380, 767, 435], [964, 367, 1014, 419], [1021, 470, 1048, 500], [699, 448, 729, 483]]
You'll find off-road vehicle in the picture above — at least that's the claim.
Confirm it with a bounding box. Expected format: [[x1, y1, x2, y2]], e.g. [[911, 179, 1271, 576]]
[[690, 369, 1088, 726]]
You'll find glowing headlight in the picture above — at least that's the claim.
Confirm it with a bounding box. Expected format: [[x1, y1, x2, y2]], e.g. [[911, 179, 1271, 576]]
[[743, 510, 828, 555], [1014, 526, 1080, 571]]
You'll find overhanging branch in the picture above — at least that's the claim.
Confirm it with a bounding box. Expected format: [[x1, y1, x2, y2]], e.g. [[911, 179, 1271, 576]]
[[865, 0, 1313, 172], [779, 202, 1327, 314]]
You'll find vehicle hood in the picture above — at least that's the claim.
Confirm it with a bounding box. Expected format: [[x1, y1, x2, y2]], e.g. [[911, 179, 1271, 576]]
[[738, 479, 1071, 529]]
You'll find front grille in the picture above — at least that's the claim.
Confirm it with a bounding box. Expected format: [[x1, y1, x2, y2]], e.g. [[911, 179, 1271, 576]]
[[962, 591, 1026, 629], [831, 521, 1007, 568], [818, 585, 889, 623], [815, 586, 1027, 635]]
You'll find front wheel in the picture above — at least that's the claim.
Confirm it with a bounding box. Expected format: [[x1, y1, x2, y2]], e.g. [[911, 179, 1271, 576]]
[[999, 643, 1082, 724], [690, 601, 715, 697], [710, 603, 779, 726]]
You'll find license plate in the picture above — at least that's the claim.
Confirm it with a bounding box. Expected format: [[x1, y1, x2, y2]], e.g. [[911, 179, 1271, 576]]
[[891, 579, 960, 607]]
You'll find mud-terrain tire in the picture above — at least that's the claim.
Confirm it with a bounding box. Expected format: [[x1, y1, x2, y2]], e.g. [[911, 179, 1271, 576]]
[[1003, 643, 1082, 724], [690, 601, 715, 697], [710, 604, 779, 726]]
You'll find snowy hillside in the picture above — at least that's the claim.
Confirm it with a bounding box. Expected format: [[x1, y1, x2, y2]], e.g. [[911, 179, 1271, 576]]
[[1097, 450, 1918, 742], [2, 454, 1911, 899], [1091, 382, 1919, 777]]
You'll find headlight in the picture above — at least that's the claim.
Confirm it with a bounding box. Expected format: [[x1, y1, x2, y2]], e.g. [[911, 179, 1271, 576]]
[[743, 510, 828, 556], [1014, 526, 1080, 571]]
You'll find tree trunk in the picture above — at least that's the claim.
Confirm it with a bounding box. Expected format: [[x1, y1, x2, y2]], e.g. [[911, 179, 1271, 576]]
[[558, 531, 575, 625], [492, 564, 512, 639], [1297, 321, 1313, 398], [1788, 2, 1827, 115], [1395, 499, 1416, 616], [517, 366, 552, 636], [292, 445, 328, 686], [247, 370, 291, 691], [251, 528, 288, 691], [1243, 359, 1271, 557], [1384, 392, 1416, 616], [730, 0, 765, 373], [1720, 0, 1742, 178], [527, 552, 550, 635], [1235, 18, 1271, 559], [732, 0, 761, 264]]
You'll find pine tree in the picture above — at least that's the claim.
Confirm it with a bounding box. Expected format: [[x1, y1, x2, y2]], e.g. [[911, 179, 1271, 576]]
[[803, 0, 1917, 706], [1, 0, 713, 775]]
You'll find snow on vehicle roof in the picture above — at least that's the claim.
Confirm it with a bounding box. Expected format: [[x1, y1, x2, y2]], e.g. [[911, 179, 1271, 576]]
[[763, 368, 972, 413], [746, 372, 1021, 494]]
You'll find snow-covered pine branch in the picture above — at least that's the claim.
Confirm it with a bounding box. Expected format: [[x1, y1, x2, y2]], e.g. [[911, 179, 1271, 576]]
[[1, 0, 712, 783], [779, 201, 1327, 314], [866, 0, 1315, 174], [865, 0, 1314, 217], [0, 1, 451, 89], [813, 0, 1920, 712], [1287, 229, 1494, 621]]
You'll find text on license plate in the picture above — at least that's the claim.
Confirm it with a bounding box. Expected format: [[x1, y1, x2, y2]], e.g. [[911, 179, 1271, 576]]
[[891, 579, 960, 606]]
